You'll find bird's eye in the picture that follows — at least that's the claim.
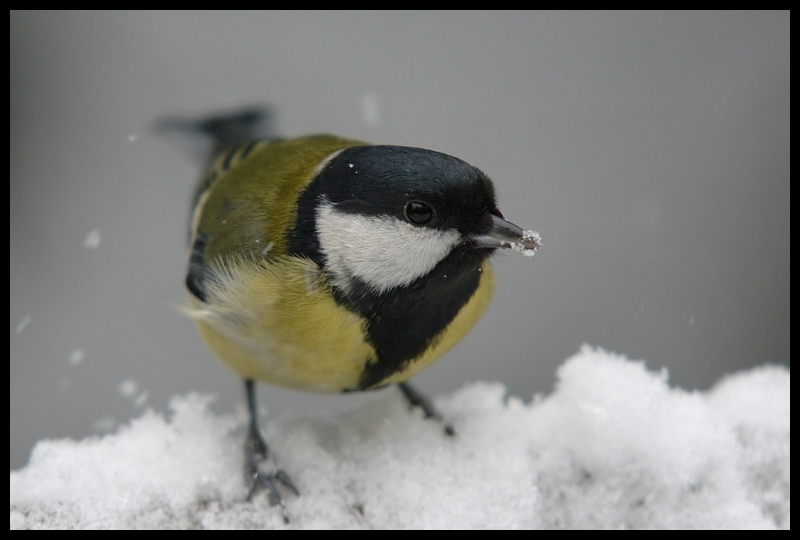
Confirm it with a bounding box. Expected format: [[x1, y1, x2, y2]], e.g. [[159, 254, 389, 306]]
[[404, 201, 434, 226]]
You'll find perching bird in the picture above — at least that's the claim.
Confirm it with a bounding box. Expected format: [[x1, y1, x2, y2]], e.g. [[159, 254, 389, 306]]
[[157, 107, 541, 518]]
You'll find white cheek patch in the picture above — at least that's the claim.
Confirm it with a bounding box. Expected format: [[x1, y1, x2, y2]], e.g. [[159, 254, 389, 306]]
[[316, 202, 460, 294]]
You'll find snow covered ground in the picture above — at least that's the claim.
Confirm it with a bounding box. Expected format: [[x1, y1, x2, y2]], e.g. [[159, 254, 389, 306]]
[[10, 347, 789, 529]]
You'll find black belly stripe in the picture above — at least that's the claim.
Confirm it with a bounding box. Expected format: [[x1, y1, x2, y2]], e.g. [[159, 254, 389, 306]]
[[348, 247, 486, 390]]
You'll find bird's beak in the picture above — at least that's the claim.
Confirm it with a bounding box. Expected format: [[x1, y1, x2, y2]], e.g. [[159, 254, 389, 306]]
[[470, 215, 542, 256]]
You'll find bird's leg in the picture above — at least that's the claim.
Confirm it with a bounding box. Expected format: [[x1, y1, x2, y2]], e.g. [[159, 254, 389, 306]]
[[397, 381, 455, 436], [244, 379, 299, 522]]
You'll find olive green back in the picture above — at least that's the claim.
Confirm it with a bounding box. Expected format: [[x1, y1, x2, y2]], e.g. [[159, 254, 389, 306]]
[[193, 135, 366, 262]]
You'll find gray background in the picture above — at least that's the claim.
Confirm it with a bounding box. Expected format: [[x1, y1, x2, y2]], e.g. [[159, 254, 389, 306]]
[[10, 11, 789, 470]]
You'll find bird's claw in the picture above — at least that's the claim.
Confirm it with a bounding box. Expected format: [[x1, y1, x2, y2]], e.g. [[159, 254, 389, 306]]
[[247, 461, 298, 523], [245, 421, 298, 522]]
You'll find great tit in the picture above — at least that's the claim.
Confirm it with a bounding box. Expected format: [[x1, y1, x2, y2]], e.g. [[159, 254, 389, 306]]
[[158, 108, 540, 516]]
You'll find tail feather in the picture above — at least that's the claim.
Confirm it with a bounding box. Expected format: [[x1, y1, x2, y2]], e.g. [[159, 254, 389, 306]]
[[154, 106, 275, 162]]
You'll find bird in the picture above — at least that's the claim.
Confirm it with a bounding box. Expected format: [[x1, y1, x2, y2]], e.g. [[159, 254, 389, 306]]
[[157, 107, 541, 519]]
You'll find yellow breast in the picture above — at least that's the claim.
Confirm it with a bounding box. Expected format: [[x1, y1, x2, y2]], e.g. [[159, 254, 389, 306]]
[[187, 256, 495, 392]]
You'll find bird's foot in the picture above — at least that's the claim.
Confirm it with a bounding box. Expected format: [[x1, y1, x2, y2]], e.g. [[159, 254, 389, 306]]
[[245, 425, 299, 523], [397, 382, 455, 436]]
